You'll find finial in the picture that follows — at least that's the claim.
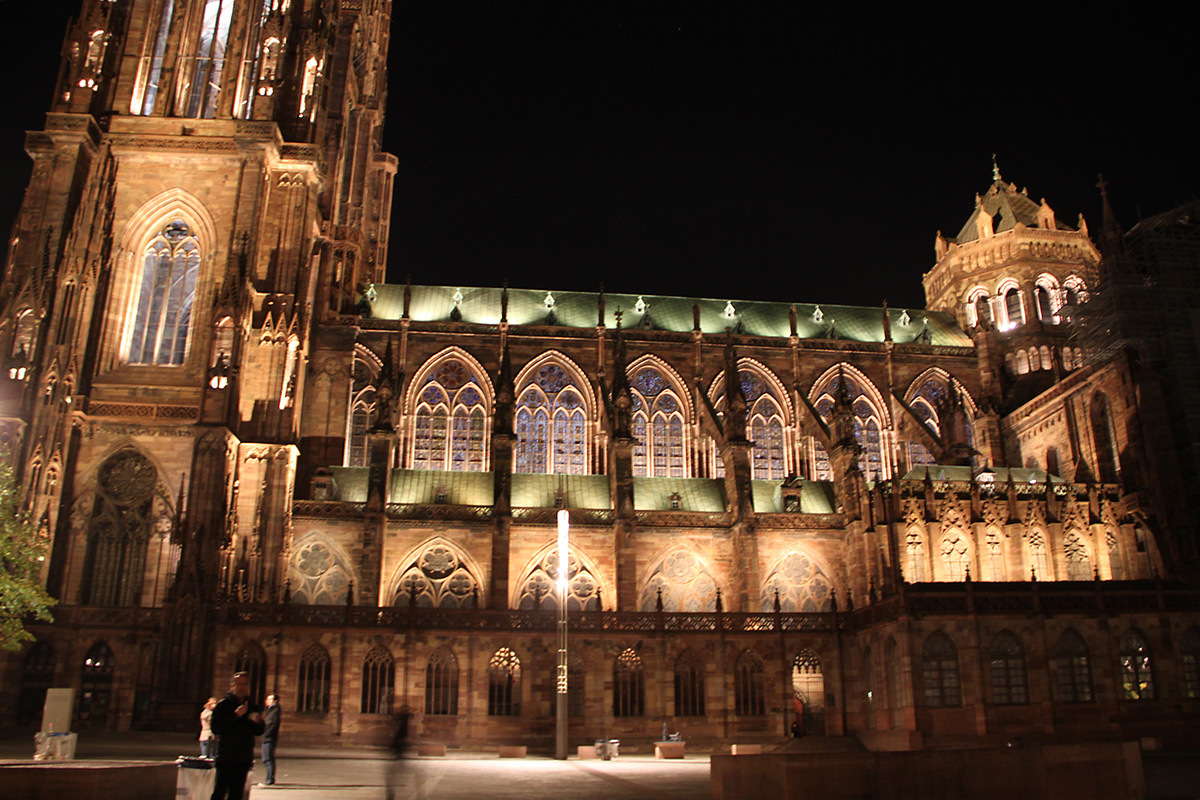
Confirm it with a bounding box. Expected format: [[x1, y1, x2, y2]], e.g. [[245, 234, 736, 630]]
[[1096, 172, 1109, 198], [614, 308, 623, 329], [714, 588, 723, 613], [992, 153, 1001, 182], [597, 285, 606, 326], [789, 304, 798, 337], [500, 282, 509, 323]]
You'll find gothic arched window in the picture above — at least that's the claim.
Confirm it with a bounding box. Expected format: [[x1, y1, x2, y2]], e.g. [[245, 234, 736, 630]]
[[1090, 392, 1121, 483], [905, 528, 927, 582], [1029, 530, 1052, 580], [1063, 531, 1093, 580], [425, 647, 458, 715], [613, 648, 644, 717], [234, 641, 267, 704], [710, 366, 789, 480], [79, 641, 114, 726], [811, 369, 888, 482], [629, 365, 688, 477], [989, 630, 1028, 705], [297, 643, 332, 713], [640, 550, 717, 612], [515, 547, 601, 611], [128, 220, 200, 366], [515, 361, 588, 474], [411, 357, 489, 472], [487, 647, 520, 716], [288, 538, 352, 605], [674, 649, 706, 717], [985, 528, 1005, 580], [186, 0, 236, 118], [922, 633, 960, 707], [940, 530, 971, 581], [760, 552, 833, 612], [348, 354, 377, 467], [17, 641, 54, 725], [392, 541, 480, 608], [1052, 629, 1093, 703], [81, 449, 162, 607], [1119, 630, 1155, 701], [734, 651, 765, 716], [361, 646, 395, 714]]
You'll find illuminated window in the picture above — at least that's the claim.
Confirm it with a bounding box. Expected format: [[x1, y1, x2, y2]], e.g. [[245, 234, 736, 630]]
[[128, 221, 199, 365], [629, 366, 688, 477], [515, 362, 588, 474], [640, 550, 716, 612], [613, 649, 645, 717], [411, 358, 488, 471], [940, 531, 970, 581], [760, 552, 833, 612], [811, 369, 887, 481], [487, 647, 521, 716], [985, 529, 1005, 580], [1119, 630, 1155, 701]]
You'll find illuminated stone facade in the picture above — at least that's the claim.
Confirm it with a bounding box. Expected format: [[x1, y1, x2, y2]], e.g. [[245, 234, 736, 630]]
[[0, 0, 1197, 750]]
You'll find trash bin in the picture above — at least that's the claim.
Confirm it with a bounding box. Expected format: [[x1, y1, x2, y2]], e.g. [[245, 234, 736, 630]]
[[594, 739, 621, 760], [177, 756, 216, 799]]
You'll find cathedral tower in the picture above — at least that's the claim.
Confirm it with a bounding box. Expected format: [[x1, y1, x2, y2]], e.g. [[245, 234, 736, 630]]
[[0, 0, 394, 725]]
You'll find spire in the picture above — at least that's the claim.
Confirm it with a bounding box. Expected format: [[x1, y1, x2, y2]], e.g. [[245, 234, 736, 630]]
[[991, 153, 1002, 183], [1097, 173, 1128, 261]]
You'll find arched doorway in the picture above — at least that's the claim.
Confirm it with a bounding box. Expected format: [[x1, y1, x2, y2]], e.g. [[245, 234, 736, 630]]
[[79, 641, 114, 728], [792, 648, 825, 735]]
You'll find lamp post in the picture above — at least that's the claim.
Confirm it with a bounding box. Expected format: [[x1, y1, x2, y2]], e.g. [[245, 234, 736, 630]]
[[555, 508, 569, 760]]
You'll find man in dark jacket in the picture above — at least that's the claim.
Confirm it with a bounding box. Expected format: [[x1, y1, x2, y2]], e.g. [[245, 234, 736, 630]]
[[259, 694, 281, 786], [210, 671, 264, 800]]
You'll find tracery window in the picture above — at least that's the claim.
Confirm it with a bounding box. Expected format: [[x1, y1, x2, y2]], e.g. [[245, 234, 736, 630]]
[[425, 647, 458, 715], [187, 0, 236, 118], [1119, 630, 1155, 701], [613, 648, 644, 717], [905, 528, 926, 582], [812, 370, 887, 482], [1181, 627, 1200, 700], [760, 552, 833, 612], [348, 357, 377, 467], [674, 650, 706, 717], [921, 633, 960, 707], [288, 539, 351, 605], [1052, 629, 1093, 703], [411, 358, 488, 472], [905, 374, 975, 468], [640, 550, 717, 612], [940, 530, 970, 582], [1107, 530, 1124, 580], [792, 649, 825, 722], [79, 641, 114, 726], [985, 529, 1005, 580], [710, 368, 789, 479], [17, 641, 54, 725], [234, 641, 267, 704], [136, 0, 175, 114], [392, 541, 479, 608], [297, 643, 331, 713], [128, 220, 200, 366], [1063, 531, 1093, 580], [629, 366, 688, 477], [1028, 530, 1051, 580], [487, 647, 521, 716], [988, 631, 1028, 705], [515, 548, 600, 610], [515, 362, 588, 474], [361, 646, 395, 714], [81, 449, 163, 607], [734, 651, 765, 716]]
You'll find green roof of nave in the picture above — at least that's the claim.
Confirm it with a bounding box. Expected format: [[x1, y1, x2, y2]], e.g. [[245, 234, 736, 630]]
[[954, 179, 1074, 245], [324, 468, 836, 513], [365, 284, 973, 347]]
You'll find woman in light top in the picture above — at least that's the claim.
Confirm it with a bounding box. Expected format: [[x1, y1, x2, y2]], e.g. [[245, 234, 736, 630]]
[[199, 696, 217, 757]]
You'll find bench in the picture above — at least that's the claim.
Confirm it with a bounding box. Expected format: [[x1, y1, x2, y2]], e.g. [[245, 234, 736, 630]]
[[655, 741, 686, 759], [498, 745, 527, 758]]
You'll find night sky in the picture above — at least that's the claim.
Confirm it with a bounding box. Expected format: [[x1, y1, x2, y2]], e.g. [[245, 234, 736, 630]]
[[3, 5, 1195, 310]]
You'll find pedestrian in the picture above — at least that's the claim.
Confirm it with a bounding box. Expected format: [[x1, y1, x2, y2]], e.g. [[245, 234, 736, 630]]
[[199, 696, 217, 757], [209, 671, 264, 800], [258, 694, 280, 787]]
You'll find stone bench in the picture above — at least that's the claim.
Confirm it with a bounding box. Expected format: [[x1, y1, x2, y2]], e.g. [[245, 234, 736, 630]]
[[0, 760, 177, 800], [577, 745, 598, 759], [655, 741, 686, 759], [498, 745, 527, 758], [731, 744, 763, 755], [417, 744, 447, 757]]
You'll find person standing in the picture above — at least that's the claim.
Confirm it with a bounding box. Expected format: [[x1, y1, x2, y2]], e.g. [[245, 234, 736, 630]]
[[199, 697, 217, 757], [259, 694, 281, 787], [209, 672, 264, 800]]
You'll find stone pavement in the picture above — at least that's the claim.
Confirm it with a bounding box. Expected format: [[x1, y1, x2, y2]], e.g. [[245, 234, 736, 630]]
[[1, 732, 1197, 799]]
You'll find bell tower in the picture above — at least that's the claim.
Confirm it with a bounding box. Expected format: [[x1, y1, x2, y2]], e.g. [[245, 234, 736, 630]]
[[0, 0, 394, 725]]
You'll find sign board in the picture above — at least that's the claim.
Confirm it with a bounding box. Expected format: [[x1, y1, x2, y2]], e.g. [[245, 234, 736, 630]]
[[42, 688, 75, 734]]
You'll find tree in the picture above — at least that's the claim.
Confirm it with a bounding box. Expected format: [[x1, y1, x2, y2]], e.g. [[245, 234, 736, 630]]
[[0, 457, 55, 651]]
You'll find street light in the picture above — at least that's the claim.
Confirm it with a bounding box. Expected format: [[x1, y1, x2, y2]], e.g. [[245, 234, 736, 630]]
[[555, 508, 569, 760]]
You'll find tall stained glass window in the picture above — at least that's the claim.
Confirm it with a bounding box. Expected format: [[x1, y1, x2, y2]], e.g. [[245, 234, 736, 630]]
[[411, 358, 488, 472], [515, 362, 588, 474], [128, 221, 200, 366], [812, 370, 887, 481], [630, 366, 688, 477]]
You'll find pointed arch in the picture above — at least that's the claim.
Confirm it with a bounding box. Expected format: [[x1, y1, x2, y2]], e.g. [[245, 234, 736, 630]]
[[407, 346, 493, 472], [904, 525, 928, 582], [708, 358, 793, 479], [1090, 391, 1121, 483], [808, 363, 891, 481], [234, 640, 268, 702], [938, 528, 973, 582], [1063, 529, 1093, 580], [1051, 628, 1092, 703], [425, 646, 459, 715], [760, 550, 835, 612], [988, 630, 1028, 705], [361, 645, 395, 714], [1028, 529, 1052, 580], [921, 632, 960, 707], [297, 641, 332, 713], [639, 544, 718, 612], [674, 647, 706, 716], [1119, 628, 1155, 700], [387, 536, 485, 608], [734, 649, 766, 716], [79, 640, 115, 726], [514, 350, 595, 475], [288, 533, 355, 605], [511, 541, 607, 611], [347, 344, 382, 466], [627, 354, 693, 478]]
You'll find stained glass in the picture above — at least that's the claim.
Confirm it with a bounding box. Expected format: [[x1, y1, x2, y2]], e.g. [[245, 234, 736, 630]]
[[128, 222, 200, 366]]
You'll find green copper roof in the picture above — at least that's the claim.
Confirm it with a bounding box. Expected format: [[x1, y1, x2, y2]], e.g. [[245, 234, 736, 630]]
[[511, 473, 611, 508], [955, 179, 1071, 244], [365, 284, 972, 347], [390, 469, 495, 505], [329, 467, 369, 502], [751, 479, 836, 513], [901, 465, 1066, 484], [632, 477, 727, 512]]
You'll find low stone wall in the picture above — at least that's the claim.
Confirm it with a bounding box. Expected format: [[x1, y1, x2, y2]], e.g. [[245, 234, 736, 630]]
[[711, 741, 1145, 800], [0, 760, 177, 800]]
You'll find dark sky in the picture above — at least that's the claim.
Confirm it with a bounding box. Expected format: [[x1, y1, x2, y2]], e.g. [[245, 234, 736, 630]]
[[3, 5, 1195, 310]]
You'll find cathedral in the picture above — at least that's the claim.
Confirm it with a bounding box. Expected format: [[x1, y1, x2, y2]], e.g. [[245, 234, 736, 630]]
[[1, 0, 1198, 751]]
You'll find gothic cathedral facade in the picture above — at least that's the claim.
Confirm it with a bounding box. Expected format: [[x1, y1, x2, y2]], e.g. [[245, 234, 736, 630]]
[[0, 0, 1197, 749]]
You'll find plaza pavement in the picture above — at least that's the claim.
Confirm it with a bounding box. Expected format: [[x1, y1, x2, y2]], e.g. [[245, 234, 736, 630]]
[[0, 731, 1197, 799]]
